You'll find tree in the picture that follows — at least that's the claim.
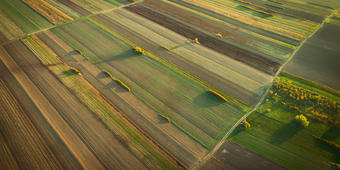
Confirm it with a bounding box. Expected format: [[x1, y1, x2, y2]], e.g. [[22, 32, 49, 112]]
[[295, 114, 309, 127], [243, 119, 251, 128], [134, 46, 145, 55]]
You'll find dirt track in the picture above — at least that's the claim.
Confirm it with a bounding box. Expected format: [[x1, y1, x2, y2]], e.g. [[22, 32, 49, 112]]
[[1, 40, 146, 169]]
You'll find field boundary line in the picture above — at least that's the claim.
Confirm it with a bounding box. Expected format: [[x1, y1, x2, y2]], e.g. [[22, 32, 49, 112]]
[[190, 10, 336, 170]]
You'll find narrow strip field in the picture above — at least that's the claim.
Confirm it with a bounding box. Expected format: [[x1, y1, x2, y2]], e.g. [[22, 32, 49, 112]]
[[50, 19, 248, 150], [0, 78, 63, 169], [126, 4, 281, 75], [37, 29, 208, 167], [0, 59, 82, 169], [22, 0, 74, 25], [0, 45, 104, 169], [91, 9, 274, 106], [19, 35, 180, 169], [0, 0, 52, 38], [55, 0, 92, 16]]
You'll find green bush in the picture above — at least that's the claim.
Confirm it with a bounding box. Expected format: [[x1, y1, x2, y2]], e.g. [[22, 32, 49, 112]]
[[295, 114, 309, 127], [243, 119, 251, 128]]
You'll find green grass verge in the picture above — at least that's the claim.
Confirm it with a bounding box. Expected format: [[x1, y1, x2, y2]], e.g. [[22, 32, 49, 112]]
[[280, 71, 340, 101]]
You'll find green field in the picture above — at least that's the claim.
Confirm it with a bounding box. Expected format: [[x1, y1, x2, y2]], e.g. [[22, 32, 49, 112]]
[[51, 19, 248, 149], [21, 35, 179, 169], [0, 0, 52, 36], [229, 74, 340, 169]]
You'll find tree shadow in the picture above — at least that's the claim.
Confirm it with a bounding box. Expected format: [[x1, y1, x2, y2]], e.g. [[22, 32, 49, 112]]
[[157, 115, 170, 124], [322, 126, 340, 141], [104, 50, 137, 62], [228, 126, 244, 138], [270, 121, 303, 145], [97, 72, 108, 79], [314, 136, 340, 163], [193, 91, 225, 107], [65, 50, 80, 56], [60, 69, 77, 77], [104, 81, 118, 89], [103, 81, 127, 93]]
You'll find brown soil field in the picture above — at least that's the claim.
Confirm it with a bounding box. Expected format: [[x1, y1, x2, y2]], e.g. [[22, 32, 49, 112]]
[[284, 23, 340, 90], [2, 40, 146, 169], [22, 0, 73, 25], [0, 78, 63, 169], [244, 0, 324, 23], [143, 0, 292, 55], [37, 30, 209, 167], [0, 132, 20, 169], [198, 141, 286, 170], [166, 0, 300, 46], [0, 45, 103, 169], [0, 61, 82, 169], [143, 0, 250, 47], [0, 31, 9, 45], [92, 14, 259, 106], [126, 4, 281, 75], [55, 0, 91, 16]]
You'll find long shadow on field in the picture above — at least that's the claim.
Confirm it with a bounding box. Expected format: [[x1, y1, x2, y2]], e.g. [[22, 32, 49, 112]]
[[65, 50, 80, 56], [104, 81, 127, 93], [318, 125, 340, 163], [322, 126, 340, 141], [270, 121, 302, 145], [98, 50, 137, 63], [61, 69, 78, 77], [194, 91, 225, 107], [228, 126, 244, 139], [314, 135, 340, 163], [97, 72, 108, 79]]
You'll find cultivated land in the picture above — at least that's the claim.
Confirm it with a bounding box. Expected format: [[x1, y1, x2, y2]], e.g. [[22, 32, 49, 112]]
[[19, 35, 180, 169], [0, 0, 340, 169], [0, 0, 131, 42], [36, 29, 208, 167], [50, 18, 248, 150], [228, 74, 340, 170], [284, 22, 340, 91], [91, 10, 268, 106], [198, 141, 286, 170]]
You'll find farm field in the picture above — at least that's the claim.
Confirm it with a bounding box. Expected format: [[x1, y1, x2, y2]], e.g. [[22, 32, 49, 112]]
[[36, 29, 208, 167], [0, 65, 81, 169], [198, 141, 285, 170], [0, 38, 180, 169], [0, 0, 131, 42], [49, 18, 250, 150], [284, 21, 340, 91], [1, 0, 339, 169], [228, 74, 340, 170], [0, 0, 52, 40], [91, 8, 275, 106]]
